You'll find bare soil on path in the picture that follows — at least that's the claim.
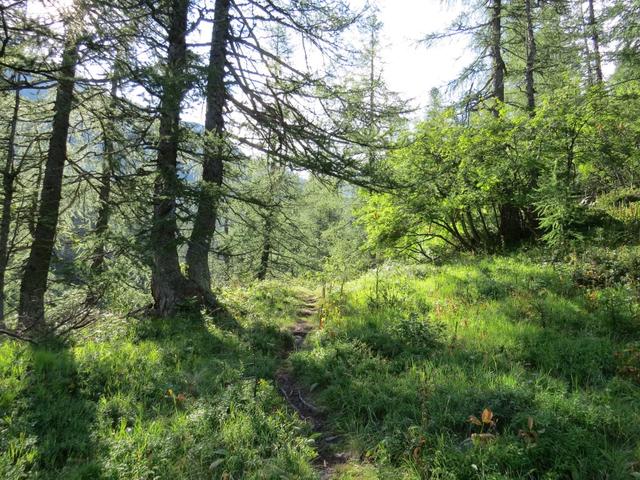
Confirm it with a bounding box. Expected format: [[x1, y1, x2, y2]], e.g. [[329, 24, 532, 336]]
[[275, 295, 349, 479]]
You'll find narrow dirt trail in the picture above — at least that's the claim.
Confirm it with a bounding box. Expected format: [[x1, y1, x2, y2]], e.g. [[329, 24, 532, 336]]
[[275, 294, 349, 479]]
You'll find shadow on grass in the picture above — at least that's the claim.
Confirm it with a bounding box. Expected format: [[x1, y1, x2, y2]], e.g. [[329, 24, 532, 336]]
[[108, 306, 317, 478], [1, 300, 304, 478], [23, 340, 102, 479], [130, 304, 295, 382]]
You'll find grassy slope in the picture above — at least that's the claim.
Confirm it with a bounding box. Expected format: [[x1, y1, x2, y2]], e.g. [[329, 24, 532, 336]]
[[1, 253, 639, 479], [292, 253, 640, 479], [0, 282, 317, 480]]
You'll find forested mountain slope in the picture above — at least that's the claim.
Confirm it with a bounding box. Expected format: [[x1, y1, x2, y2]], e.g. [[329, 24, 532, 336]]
[[1, 0, 640, 478]]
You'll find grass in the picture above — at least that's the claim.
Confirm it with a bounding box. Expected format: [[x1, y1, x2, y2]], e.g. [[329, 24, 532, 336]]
[[0, 282, 316, 479], [291, 254, 640, 479], [1, 255, 639, 479]]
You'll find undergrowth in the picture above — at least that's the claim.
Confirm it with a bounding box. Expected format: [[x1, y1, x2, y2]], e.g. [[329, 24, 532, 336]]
[[2, 256, 640, 479], [292, 253, 640, 479], [0, 282, 316, 479]]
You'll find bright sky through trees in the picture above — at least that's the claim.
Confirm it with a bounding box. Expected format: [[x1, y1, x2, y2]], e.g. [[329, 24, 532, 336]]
[[374, 0, 470, 113], [183, 0, 471, 123]]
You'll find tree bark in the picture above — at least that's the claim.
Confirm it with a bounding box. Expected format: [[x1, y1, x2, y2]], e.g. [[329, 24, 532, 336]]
[[489, 0, 524, 245], [587, 0, 603, 83], [498, 203, 525, 246], [90, 75, 118, 279], [524, 0, 536, 113], [0, 81, 20, 326], [491, 0, 506, 113], [522, 0, 541, 235], [18, 39, 78, 331], [185, 0, 230, 295], [579, 3, 594, 84], [256, 214, 272, 281], [366, 15, 379, 167], [150, 0, 193, 316]]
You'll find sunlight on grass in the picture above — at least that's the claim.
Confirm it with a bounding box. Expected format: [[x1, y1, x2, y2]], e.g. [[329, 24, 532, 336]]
[[0, 282, 317, 479], [1, 257, 638, 478], [293, 255, 640, 478]]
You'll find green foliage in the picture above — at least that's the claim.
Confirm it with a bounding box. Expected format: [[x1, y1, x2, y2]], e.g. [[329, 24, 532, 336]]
[[359, 77, 640, 256], [534, 166, 585, 249], [360, 106, 535, 254]]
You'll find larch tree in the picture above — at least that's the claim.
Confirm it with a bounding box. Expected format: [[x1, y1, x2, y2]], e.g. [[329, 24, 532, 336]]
[[17, 24, 82, 330], [185, 0, 231, 301], [524, 0, 537, 112], [586, 0, 604, 83], [148, 0, 202, 315], [0, 78, 20, 326], [149, 0, 397, 314]]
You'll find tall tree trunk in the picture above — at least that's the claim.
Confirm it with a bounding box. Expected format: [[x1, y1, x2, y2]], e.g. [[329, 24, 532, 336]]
[[256, 215, 272, 281], [0, 81, 20, 326], [27, 156, 43, 238], [579, 3, 594, 84], [366, 16, 378, 167], [522, 0, 541, 233], [185, 0, 230, 296], [587, 0, 603, 83], [90, 76, 118, 278], [524, 0, 536, 113], [491, 0, 506, 113], [150, 0, 193, 315], [18, 39, 78, 331], [490, 0, 525, 245], [499, 204, 524, 245]]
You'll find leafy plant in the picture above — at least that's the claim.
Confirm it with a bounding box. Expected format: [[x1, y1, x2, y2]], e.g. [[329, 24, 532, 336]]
[[468, 408, 498, 445], [517, 416, 544, 447], [386, 313, 444, 353], [534, 165, 585, 249]]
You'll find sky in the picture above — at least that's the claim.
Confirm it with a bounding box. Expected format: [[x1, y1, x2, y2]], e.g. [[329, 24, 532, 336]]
[[25, 0, 471, 122], [372, 0, 470, 113], [187, 0, 471, 123]]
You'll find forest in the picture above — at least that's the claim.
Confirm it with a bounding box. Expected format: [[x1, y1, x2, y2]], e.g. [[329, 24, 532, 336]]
[[0, 0, 639, 478]]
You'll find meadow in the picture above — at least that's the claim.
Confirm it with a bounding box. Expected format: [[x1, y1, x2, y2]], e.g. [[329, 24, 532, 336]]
[[2, 250, 639, 479]]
